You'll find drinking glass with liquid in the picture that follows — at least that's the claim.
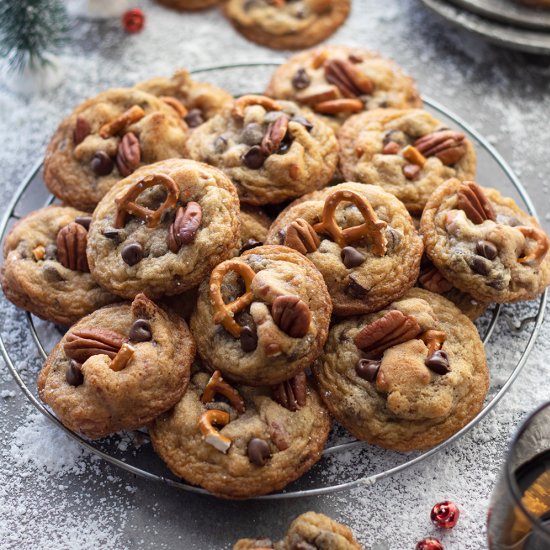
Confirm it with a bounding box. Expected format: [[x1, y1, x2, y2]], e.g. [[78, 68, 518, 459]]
[[487, 401, 550, 549]]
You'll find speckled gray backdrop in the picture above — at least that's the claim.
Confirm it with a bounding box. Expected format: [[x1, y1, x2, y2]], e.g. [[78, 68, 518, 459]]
[[0, 1, 549, 549]]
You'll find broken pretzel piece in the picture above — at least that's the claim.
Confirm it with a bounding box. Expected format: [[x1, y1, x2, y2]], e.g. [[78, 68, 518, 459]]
[[199, 409, 231, 453], [99, 105, 145, 139], [201, 370, 246, 414]]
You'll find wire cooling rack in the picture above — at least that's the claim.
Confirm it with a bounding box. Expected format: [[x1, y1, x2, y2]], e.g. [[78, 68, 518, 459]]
[[0, 63, 546, 500]]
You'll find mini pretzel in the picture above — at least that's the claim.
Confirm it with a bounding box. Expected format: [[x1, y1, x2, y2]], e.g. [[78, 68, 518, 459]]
[[160, 96, 188, 118], [312, 189, 388, 255], [232, 95, 282, 119], [516, 226, 549, 265], [420, 330, 446, 356], [401, 145, 427, 167], [199, 409, 231, 453], [114, 173, 179, 229], [201, 370, 246, 414], [210, 260, 256, 338], [99, 105, 145, 139], [109, 343, 135, 372]]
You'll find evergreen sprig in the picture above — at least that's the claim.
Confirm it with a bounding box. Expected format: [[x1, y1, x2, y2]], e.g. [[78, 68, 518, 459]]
[[0, 0, 69, 72]]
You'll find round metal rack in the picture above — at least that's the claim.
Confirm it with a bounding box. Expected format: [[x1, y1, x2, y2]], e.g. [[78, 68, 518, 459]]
[[0, 63, 546, 500]]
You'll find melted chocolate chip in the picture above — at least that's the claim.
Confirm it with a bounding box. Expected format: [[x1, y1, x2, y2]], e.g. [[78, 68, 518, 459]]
[[276, 134, 293, 155], [214, 135, 228, 153], [66, 360, 84, 387], [476, 240, 498, 260], [239, 239, 263, 255], [74, 216, 92, 230], [291, 115, 313, 132], [425, 350, 450, 375], [129, 319, 152, 342], [385, 227, 402, 253], [103, 228, 121, 242], [341, 246, 366, 268], [346, 276, 369, 298], [291, 68, 311, 90], [355, 359, 381, 382], [90, 151, 114, 176], [43, 264, 64, 283], [184, 108, 204, 128], [470, 256, 491, 276], [240, 325, 258, 352], [121, 242, 143, 266], [242, 145, 268, 169], [247, 438, 272, 466]]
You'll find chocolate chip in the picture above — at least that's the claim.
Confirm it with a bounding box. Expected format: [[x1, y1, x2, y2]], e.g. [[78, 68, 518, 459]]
[[242, 146, 268, 169], [349, 54, 363, 63], [240, 325, 258, 352], [213, 135, 228, 153], [43, 264, 64, 283], [44, 243, 57, 261], [73, 117, 91, 146], [291, 68, 311, 90], [425, 350, 450, 375], [247, 438, 271, 466], [355, 358, 381, 382], [75, 216, 92, 230], [476, 240, 498, 260], [129, 319, 152, 342], [103, 228, 121, 242], [346, 276, 369, 298], [383, 129, 407, 147], [470, 256, 491, 276], [90, 151, 114, 176], [121, 242, 143, 266], [385, 227, 402, 253], [239, 239, 263, 255], [66, 360, 84, 387], [341, 246, 366, 268], [291, 115, 313, 132], [184, 108, 204, 128], [276, 135, 292, 155]]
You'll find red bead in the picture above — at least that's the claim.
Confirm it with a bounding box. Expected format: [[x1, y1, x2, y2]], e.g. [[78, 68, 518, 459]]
[[431, 500, 460, 529], [416, 538, 444, 550], [122, 8, 145, 33]]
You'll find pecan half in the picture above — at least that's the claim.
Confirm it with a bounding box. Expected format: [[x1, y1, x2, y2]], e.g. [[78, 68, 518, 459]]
[[167, 202, 202, 253], [284, 218, 320, 255], [116, 132, 141, 177], [56, 222, 89, 272], [271, 372, 307, 411], [271, 295, 311, 338], [353, 310, 422, 358], [313, 98, 364, 115], [418, 265, 453, 293], [457, 181, 496, 224], [64, 328, 126, 363], [295, 85, 339, 106], [260, 114, 289, 156], [414, 130, 467, 166], [99, 105, 145, 139], [324, 58, 373, 98]]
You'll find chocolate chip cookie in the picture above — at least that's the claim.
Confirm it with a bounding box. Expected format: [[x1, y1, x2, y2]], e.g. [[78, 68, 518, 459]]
[[185, 94, 338, 205], [155, 0, 220, 10], [44, 88, 188, 211], [150, 368, 330, 499], [87, 159, 240, 299], [338, 108, 477, 214], [234, 512, 363, 549], [37, 293, 195, 439], [266, 182, 423, 316], [265, 45, 422, 130], [236, 205, 272, 254], [136, 68, 232, 129], [190, 245, 332, 386], [421, 179, 550, 303], [313, 288, 489, 451], [1, 206, 117, 326], [223, 0, 350, 51]]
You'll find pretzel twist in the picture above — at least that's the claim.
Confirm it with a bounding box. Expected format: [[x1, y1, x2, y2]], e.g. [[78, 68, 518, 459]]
[[232, 95, 282, 119], [312, 189, 388, 255], [210, 260, 256, 338], [420, 330, 446, 356], [198, 410, 231, 453], [516, 226, 549, 265], [201, 370, 246, 414], [114, 173, 179, 229]]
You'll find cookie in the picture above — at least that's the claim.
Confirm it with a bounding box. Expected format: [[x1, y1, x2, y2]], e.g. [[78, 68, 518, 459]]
[[421, 179, 550, 303], [44, 88, 188, 211], [37, 293, 195, 439], [87, 159, 240, 299], [149, 368, 330, 499], [234, 512, 363, 550], [223, 0, 350, 50], [337, 108, 477, 214], [185, 94, 338, 205], [155, 0, 220, 10], [236, 205, 272, 254], [135, 68, 232, 129], [265, 45, 422, 130], [266, 182, 423, 316], [190, 245, 332, 386], [1, 206, 117, 326], [313, 288, 489, 451]]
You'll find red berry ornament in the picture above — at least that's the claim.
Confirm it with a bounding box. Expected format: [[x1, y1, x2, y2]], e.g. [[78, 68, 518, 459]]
[[416, 538, 444, 550], [122, 8, 145, 33], [431, 500, 460, 529]]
